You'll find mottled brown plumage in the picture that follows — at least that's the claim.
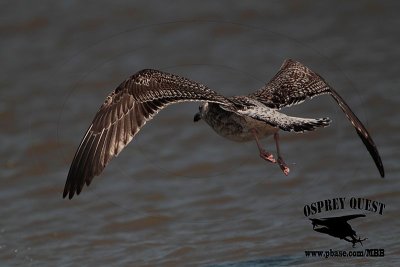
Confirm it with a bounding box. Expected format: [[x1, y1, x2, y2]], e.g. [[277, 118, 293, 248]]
[[63, 59, 384, 199], [64, 70, 231, 198]]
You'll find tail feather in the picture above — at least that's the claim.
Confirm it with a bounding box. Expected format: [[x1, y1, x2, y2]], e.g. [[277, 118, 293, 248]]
[[237, 105, 330, 133], [285, 117, 331, 133]]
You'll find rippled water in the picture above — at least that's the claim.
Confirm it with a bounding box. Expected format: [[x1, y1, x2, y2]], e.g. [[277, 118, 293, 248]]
[[1, 1, 400, 266]]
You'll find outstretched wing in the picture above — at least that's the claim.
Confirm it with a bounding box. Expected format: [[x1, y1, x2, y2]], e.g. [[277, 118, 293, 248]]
[[250, 59, 384, 177], [64, 69, 231, 199], [320, 214, 366, 222], [249, 59, 331, 109]]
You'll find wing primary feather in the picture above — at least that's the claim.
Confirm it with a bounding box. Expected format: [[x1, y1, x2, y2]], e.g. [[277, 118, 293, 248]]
[[92, 129, 107, 178], [114, 115, 123, 155], [75, 134, 97, 196], [123, 109, 131, 144], [130, 109, 140, 137], [63, 125, 93, 198], [98, 128, 109, 172], [135, 103, 145, 126], [105, 122, 118, 163], [140, 102, 152, 118], [145, 100, 159, 112], [85, 131, 103, 184], [328, 88, 384, 177]]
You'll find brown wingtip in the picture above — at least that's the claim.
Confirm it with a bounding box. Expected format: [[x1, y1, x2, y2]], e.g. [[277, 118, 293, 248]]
[[63, 188, 78, 199], [62, 184, 75, 199], [62, 181, 69, 199], [70, 190, 77, 199], [355, 131, 385, 178], [328, 87, 384, 178]]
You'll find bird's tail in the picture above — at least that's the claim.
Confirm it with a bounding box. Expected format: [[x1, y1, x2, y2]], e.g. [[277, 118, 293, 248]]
[[279, 116, 331, 133], [238, 105, 330, 133]]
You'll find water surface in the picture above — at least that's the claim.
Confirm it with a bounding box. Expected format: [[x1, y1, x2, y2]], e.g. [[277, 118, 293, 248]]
[[1, 1, 399, 266]]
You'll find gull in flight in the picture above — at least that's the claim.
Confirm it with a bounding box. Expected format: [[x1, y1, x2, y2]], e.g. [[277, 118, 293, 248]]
[[63, 59, 384, 199]]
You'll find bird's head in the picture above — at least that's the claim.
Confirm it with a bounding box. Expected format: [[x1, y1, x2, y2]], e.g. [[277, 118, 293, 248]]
[[194, 103, 208, 122]]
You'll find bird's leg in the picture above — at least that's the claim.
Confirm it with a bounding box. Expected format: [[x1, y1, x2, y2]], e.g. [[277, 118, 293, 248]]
[[358, 237, 367, 246], [251, 129, 276, 163], [352, 235, 367, 247], [274, 132, 290, 176]]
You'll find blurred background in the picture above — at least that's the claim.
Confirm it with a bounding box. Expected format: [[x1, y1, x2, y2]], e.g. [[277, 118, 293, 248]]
[[1, 1, 399, 266]]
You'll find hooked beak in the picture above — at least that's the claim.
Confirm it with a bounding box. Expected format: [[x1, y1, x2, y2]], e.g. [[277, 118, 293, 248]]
[[194, 112, 201, 122]]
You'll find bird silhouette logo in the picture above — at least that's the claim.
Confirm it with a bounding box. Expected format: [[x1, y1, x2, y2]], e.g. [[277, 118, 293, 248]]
[[310, 214, 367, 247]]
